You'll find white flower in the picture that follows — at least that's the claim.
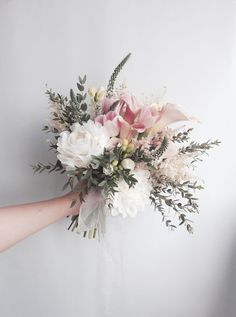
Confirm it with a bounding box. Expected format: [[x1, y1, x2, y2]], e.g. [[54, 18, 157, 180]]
[[57, 120, 111, 170], [103, 164, 114, 175], [107, 169, 152, 218], [91, 159, 100, 169], [121, 158, 135, 170]]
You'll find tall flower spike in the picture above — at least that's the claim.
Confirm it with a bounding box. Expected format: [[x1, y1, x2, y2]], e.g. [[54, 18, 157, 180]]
[[106, 53, 131, 97]]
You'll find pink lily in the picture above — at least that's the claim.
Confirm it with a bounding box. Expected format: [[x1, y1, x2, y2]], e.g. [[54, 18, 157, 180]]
[[118, 93, 139, 124], [101, 97, 117, 113], [95, 111, 120, 137], [132, 104, 161, 133], [152, 103, 192, 133]]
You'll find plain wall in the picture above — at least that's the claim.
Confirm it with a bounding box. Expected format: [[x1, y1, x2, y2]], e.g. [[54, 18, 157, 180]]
[[0, 0, 235, 316]]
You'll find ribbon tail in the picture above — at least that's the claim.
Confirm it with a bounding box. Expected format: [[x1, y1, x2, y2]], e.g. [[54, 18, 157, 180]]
[[76, 189, 106, 239]]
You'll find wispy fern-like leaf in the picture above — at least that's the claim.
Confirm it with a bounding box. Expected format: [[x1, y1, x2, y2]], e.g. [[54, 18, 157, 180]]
[[106, 53, 131, 97], [155, 136, 169, 158]]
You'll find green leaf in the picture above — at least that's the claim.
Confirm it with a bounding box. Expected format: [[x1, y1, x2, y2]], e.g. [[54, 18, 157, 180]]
[[76, 94, 83, 103], [179, 214, 186, 225], [70, 89, 76, 103], [79, 75, 87, 84], [70, 199, 77, 208], [187, 224, 193, 234], [98, 180, 107, 187], [81, 103, 87, 111], [82, 75, 87, 84], [106, 53, 131, 97], [62, 181, 70, 191], [77, 83, 84, 91]]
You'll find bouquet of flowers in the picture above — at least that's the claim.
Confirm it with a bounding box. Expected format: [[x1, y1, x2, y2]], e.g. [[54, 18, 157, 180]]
[[32, 53, 220, 238]]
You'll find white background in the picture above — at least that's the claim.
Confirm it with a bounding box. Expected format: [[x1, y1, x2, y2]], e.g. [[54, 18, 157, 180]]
[[0, 1, 235, 316]]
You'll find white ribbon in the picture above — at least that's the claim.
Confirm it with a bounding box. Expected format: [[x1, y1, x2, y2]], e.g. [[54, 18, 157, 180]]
[[76, 189, 106, 238]]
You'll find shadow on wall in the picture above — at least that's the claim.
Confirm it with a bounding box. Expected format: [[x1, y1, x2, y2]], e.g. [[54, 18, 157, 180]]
[[210, 235, 236, 317]]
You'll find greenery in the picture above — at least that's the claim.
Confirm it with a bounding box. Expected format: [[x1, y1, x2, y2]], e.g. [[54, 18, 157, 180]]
[[106, 53, 131, 97], [31, 160, 65, 174], [172, 128, 193, 143], [154, 136, 169, 158], [179, 139, 221, 164], [31, 53, 220, 237], [150, 177, 204, 233], [43, 75, 89, 133]]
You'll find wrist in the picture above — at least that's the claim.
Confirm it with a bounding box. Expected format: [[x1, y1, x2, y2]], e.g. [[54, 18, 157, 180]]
[[62, 192, 81, 216]]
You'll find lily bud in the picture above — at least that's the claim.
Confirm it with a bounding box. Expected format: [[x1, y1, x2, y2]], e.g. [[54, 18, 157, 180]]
[[88, 87, 96, 98], [112, 160, 119, 167], [126, 143, 134, 153], [122, 139, 129, 146], [95, 87, 106, 102], [122, 144, 127, 151]]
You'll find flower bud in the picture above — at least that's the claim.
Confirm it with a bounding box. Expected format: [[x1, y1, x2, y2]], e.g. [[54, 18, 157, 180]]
[[88, 87, 96, 98], [112, 160, 119, 167], [126, 143, 134, 153], [121, 158, 135, 170], [95, 87, 105, 102], [122, 139, 129, 146]]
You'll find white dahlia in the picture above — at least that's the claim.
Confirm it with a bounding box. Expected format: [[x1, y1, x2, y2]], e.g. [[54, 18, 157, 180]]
[[57, 120, 110, 169], [108, 169, 152, 218]]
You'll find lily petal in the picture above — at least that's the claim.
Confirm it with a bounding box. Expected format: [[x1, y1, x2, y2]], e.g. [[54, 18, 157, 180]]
[[154, 103, 191, 132]]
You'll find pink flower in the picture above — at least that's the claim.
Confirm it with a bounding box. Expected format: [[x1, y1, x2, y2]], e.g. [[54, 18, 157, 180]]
[[152, 103, 192, 133], [96, 111, 120, 137], [101, 97, 117, 113], [117, 117, 135, 140], [102, 93, 139, 120], [132, 104, 161, 133], [118, 93, 139, 124], [99, 93, 141, 140]]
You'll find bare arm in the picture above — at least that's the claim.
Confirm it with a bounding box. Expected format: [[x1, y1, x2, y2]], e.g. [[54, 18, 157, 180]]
[[0, 193, 80, 252]]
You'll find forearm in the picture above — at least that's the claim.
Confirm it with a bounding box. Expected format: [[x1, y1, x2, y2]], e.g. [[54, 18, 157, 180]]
[[0, 193, 80, 252]]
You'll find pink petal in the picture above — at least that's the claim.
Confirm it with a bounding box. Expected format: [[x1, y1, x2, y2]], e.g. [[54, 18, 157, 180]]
[[95, 115, 105, 125], [120, 93, 138, 111], [155, 103, 191, 131], [102, 97, 117, 113], [124, 105, 136, 124], [132, 122, 146, 133], [106, 111, 117, 121], [104, 119, 120, 137], [118, 118, 131, 139]]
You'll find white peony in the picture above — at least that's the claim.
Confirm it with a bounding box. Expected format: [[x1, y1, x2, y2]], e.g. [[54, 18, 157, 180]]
[[57, 120, 111, 169], [108, 169, 152, 218]]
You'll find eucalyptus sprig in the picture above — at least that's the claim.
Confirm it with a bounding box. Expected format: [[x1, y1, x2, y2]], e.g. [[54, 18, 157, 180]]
[[31, 160, 65, 174], [150, 176, 204, 233], [172, 128, 193, 143], [44, 75, 90, 133]]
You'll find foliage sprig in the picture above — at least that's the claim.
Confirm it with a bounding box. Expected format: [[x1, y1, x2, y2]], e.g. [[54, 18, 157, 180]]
[[106, 53, 131, 97]]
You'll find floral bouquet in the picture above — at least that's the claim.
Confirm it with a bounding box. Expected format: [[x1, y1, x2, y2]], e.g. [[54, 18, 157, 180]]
[[32, 53, 220, 239]]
